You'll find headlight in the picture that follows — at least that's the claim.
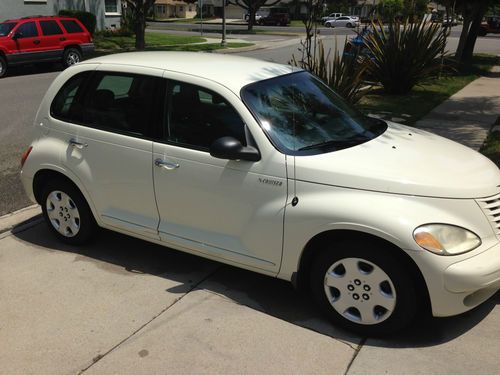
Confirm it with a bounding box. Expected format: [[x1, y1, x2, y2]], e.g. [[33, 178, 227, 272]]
[[413, 224, 481, 255]]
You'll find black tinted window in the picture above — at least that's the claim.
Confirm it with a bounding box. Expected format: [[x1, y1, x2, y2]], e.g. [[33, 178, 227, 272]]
[[51, 72, 91, 122], [166, 81, 246, 150], [16, 22, 38, 38], [40, 20, 63, 36], [60, 20, 83, 33], [0, 22, 16, 36], [82, 72, 160, 137]]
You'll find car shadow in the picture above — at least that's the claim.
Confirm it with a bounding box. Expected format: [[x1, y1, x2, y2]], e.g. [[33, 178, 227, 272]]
[[3, 63, 63, 78], [12, 219, 499, 348]]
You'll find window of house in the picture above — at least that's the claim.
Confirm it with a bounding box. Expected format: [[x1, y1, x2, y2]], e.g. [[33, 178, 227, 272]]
[[105, 0, 119, 13]]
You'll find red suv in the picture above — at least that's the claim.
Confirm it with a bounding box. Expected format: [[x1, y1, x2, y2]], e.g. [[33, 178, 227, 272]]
[[0, 16, 94, 78]]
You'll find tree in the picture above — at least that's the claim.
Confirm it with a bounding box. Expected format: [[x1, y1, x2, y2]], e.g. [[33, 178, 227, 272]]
[[377, 0, 404, 21], [123, 0, 155, 50], [228, 0, 281, 31]]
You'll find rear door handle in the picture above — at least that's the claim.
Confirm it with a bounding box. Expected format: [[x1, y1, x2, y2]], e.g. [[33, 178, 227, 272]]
[[33, 39, 40, 45], [69, 139, 88, 149], [59, 37, 66, 41], [154, 159, 179, 170]]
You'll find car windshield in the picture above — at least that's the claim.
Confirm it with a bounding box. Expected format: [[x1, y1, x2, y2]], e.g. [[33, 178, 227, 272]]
[[0, 22, 16, 36], [241, 71, 387, 155]]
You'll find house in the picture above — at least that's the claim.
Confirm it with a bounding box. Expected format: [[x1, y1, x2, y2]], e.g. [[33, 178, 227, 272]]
[[154, 0, 197, 19], [0, 0, 123, 30]]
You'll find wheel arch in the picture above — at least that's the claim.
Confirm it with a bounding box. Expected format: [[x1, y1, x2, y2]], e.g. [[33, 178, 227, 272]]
[[295, 229, 431, 314], [32, 168, 99, 224]]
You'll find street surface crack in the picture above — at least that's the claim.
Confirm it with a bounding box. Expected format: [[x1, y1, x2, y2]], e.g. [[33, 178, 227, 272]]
[[344, 337, 366, 375]]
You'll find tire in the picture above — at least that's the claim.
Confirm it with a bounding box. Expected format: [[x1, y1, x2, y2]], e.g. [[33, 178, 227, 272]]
[[0, 55, 7, 78], [41, 178, 97, 245], [478, 28, 487, 37], [325, 22, 332, 28], [346, 22, 352, 28], [310, 239, 417, 336], [62, 47, 82, 68]]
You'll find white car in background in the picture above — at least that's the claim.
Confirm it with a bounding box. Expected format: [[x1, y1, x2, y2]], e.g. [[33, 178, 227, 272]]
[[20, 52, 500, 336], [325, 16, 360, 28]]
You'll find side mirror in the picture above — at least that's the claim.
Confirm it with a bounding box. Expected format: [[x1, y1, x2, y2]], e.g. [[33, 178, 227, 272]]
[[210, 137, 260, 162]]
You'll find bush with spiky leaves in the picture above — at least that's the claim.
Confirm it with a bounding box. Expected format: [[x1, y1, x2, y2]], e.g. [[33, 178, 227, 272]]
[[291, 38, 369, 104], [363, 20, 448, 94]]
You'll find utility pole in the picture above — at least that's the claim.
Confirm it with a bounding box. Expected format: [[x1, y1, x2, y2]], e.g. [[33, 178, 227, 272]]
[[221, 0, 227, 47]]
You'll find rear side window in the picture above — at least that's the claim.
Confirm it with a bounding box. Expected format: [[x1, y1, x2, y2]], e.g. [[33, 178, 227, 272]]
[[51, 72, 91, 123], [16, 21, 38, 38], [40, 20, 63, 36], [60, 20, 84, 33], [81, 72, 160, 137]]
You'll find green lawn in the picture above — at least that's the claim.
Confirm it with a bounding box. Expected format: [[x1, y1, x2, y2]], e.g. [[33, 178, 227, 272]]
[[94, 32, 206, 50], [355, 55, 498, 125]]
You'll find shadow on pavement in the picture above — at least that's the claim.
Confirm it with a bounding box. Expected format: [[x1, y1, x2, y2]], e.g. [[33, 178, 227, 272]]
[[13, 220, 499, 348], [3, 63, 63, 78]]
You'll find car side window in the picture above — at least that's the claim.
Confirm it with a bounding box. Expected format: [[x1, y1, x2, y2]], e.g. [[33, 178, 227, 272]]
[[16, 22, 38, 38], [51, 72, 91, 123], [165, 81, 246, 150], [60, 20, 84, 33], [81, 72, 160, 137], [40, 20, 63, 36]]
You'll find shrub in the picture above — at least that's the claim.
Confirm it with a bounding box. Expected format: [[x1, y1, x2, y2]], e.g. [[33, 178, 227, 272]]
[[363, 20, 448, 94], [291, 38, 369, 104], [59, 9, 97, 35]]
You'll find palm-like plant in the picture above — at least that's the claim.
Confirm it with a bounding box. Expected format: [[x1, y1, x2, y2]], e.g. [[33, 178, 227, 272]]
[[363, 20, 448, 94]]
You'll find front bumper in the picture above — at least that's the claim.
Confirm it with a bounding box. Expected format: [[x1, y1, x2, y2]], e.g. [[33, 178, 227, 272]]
[[416, 240, 500, 317]]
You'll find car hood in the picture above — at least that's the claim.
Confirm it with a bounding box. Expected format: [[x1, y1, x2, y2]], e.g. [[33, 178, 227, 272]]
[[294, 123, 500, 199]]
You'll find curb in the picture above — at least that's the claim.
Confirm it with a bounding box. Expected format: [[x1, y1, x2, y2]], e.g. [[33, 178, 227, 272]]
[[0, 204, 42, 237]]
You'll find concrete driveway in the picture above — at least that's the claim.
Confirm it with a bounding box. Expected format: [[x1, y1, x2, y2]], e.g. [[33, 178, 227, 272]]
[[1, 217, 499, 374]]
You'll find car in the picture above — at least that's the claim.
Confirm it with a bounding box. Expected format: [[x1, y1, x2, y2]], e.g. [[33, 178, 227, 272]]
[[244, 13, 264, 22], [324, 16, 360, 28], [321, 12, 343, 22], [20, 52, 500, 336], [0, 15, 94, 78], [257, 8, 290, 26], [478, 16, 500, 36], [442, 17, 458, 27]]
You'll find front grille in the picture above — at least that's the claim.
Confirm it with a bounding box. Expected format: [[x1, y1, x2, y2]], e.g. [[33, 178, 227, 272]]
[[476, 193, 500, 236]]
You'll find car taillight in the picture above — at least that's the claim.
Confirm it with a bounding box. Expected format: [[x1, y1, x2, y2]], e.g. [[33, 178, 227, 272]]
[[21, 146, 33, 168]]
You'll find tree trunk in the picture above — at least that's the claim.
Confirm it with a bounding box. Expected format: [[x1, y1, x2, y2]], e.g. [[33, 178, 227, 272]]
[[135, 8, 146, 50], [455, 15, 471, 61], [460, 0, 488, 63], [247, 6, 255, 31]]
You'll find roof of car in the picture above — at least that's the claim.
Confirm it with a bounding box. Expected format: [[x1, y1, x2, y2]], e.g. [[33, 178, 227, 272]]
[[82, 51, 301, 94], [3, 15, 77, 22]]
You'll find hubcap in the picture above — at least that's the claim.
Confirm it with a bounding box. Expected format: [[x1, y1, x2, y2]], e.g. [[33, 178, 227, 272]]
[[67, 52, 80, 66], [0, 62, 4, 74], [323, 257, 396, 325], [46, 191, 81, 237]]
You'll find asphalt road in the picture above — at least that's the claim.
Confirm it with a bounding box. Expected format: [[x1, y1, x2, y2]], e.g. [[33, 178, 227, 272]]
[[0, 30, 499, 216]]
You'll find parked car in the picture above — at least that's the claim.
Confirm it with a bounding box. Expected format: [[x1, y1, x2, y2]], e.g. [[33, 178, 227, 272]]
[[442, 17, 458, 27], [324, 16, 360, 28], [321, 12, 343, 22], [244, 12, 264, 22], [258, 8, 290, 26], [0, 15, 94, 78], [478, 16, 500, 36], [20, 52, 500, 336]]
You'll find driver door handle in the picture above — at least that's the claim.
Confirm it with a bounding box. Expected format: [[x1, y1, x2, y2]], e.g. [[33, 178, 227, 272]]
[[69, 139, 88, 149], [155, 159, 179, 170]]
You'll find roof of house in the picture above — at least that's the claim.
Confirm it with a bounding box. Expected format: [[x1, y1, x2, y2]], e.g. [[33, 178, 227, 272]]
[[83, 51, 300, 95]]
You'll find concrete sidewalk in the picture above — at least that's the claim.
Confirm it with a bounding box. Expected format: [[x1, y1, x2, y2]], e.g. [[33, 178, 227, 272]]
[[415, 65, 500, 150]]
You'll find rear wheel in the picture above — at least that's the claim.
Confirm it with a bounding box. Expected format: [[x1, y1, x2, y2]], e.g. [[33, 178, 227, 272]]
[[41, 178, 96, 245], [478, 27, 487, 36], [310, 240, 417, 336], [346, 22, 352, 28], [0, 55, 7, 78], [62, 47, 82, 68]]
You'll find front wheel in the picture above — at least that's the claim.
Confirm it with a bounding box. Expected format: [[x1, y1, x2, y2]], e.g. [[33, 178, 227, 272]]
[[0, 55, 7, 78], [325, 23, 332, 28], [478, 28, 487, 36], [310, 240, 417, 336], [346, 22, 352, 28], [41, 179, 96, 245], [62, 47, 82, 68]]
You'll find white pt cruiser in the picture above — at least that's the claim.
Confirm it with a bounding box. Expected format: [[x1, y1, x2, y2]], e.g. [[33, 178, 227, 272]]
[[20, 52, 500, 335]]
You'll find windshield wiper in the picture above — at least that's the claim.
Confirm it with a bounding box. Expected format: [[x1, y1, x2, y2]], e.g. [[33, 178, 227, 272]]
[[298, 138, 368, 151]]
